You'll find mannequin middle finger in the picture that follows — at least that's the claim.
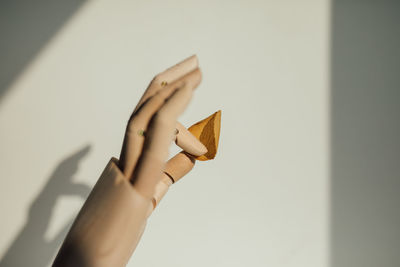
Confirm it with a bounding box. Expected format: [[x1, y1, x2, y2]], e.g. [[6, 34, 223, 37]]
[[121, 69, 202, 179], [129, 56, 206, 157], [133, 55, 198, 113]]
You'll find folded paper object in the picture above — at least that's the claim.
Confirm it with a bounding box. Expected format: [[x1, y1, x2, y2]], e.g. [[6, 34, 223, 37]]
[[188, 110, 221, 161]]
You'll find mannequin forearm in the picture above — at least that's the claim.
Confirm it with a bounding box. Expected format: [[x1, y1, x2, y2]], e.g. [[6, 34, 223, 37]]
[[53, 158, 153, 267]]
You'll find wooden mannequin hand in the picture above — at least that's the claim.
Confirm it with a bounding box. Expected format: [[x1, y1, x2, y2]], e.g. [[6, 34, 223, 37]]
[[118, 55, 204, 205], [52, 56, 206, 267]]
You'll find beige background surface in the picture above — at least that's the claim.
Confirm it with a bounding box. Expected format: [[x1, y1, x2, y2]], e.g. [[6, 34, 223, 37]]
[[0, 1, 329, 266]]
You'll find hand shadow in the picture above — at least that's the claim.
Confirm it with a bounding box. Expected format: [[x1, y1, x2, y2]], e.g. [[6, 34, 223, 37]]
[[0, 145, 92, 267]]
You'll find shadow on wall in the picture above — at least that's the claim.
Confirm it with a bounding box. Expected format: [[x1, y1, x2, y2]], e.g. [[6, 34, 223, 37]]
[[0, 145, 92, 267], [0, 0, 85, 104], [331, 1, 400, 267]]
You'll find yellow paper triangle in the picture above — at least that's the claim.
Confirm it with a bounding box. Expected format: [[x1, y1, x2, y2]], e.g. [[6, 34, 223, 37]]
[[188, 110, 221, 161]]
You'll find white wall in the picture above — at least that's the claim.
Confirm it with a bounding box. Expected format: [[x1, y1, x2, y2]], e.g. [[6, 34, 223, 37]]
[[331, 1, 400, 266], [0, 1, 330, 266]]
